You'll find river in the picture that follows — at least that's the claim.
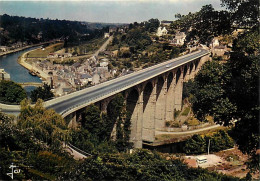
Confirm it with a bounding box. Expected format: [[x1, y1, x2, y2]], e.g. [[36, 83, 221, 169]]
[[0, 47, 42, 92]]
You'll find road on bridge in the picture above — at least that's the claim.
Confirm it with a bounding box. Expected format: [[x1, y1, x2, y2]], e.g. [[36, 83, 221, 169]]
[[0, 49, 209, 116]]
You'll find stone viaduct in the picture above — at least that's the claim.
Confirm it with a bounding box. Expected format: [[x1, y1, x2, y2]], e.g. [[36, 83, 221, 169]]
[[67, 51, 210, 148], [0, 49, 210, 148]]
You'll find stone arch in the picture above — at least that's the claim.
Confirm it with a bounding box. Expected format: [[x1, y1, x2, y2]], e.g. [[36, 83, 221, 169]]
[[183, 65, 188, 79], [194, 59, 199, 70], [176, 68, 181, 84], [142, 81, 155, 142], [126, 88, 140, 146], [189, 63, 194, 74], [167, 72, 173, 91], [126, 88, 139, 117], [165, 71, 175, 121], [143, 81, 153, 112], [156, 76, 164, 100], [155, 76, 167, 129]]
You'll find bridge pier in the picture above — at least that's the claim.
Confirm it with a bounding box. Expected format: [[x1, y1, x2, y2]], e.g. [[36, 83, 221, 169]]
[[174, 68, 184, 111], [196, 55, 210, 74], [67, 112, 79, 128], [189, 62, 196, 79], [135, 89, 144, 148], [155, 76, 167, 131], [142, 80, 156, 142], [165, 71, 175, 121], [58, 51, 211, 149]]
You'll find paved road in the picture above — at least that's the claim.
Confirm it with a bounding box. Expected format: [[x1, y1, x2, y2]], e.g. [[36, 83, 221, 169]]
[[155, 125, 220, 135], [93, 36, 113, 57], [0, 49, 209, 116]]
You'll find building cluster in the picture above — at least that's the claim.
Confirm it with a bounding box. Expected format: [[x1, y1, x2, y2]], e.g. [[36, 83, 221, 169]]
[[47, 52, 72, 58], [0, 41, 29, 53], [104, 27, 128, 39], [33, 56, 113, 96], [155, 21, 187, 46], [155, 20, 229, 58], [210, 38, 228, 57], [0, 69, 10, 81]]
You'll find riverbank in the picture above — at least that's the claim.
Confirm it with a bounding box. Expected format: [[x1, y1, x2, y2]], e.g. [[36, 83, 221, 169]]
[[0, 40, 58, 57], [18, 48, 50, 81]]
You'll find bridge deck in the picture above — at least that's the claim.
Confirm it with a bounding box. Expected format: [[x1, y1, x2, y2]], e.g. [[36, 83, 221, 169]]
[[0, 49, 209, 117]]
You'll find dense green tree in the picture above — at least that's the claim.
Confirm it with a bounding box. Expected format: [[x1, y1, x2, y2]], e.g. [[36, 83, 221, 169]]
[[145, 18, 160, 33], [107, 93, 132, 151], [183, 131, 234, 154], [112, 36, 119, 46], [182, 80, 198, 104], [204, 130, 234, 152], [0, 80, 27, 104], [232, 29, 259, 55], [81, 104, 103, 136], [173, 5, 232, 44], [0, 14, 107, 46], [191, 44, 259, 170], [18, 99, 68, 147], [192, 61, 236, 124], [221, 0, 258, 27], [224, 53, 259, 171], [59, 149, 239, 181], [124, 28, 152, 50], [183, 134, 206, 154], [30, 83, 54, 102]]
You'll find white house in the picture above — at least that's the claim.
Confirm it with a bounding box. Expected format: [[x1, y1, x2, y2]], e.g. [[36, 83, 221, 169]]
[[212, 45, 227, 57], [104, 33, 110, 38], [210, 38, 220, 48], [92, 73, 100, 85], [170, 32, 186, 46], [156, 27, 168, 37], [100, 58, 109, 67], [0, 46, 10, 52]]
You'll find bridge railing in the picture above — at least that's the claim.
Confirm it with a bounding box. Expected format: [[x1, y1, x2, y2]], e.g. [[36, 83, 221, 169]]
[[66, 142, 92, 157], [60, 50, 211, 116], [45, 50, 207, 107]]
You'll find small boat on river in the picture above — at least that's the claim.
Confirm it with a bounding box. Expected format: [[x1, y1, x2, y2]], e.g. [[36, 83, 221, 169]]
[[29, 70, 37, 76]]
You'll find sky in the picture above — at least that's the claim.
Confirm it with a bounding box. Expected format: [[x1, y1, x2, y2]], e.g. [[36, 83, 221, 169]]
[[0, 0, 224, 23]]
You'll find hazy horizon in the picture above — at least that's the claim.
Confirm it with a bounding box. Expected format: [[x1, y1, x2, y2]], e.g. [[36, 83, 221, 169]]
[[0, 1, 223, 24]]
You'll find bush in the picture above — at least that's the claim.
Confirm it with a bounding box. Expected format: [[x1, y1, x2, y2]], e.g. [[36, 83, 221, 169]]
[[183, 134, 206, 154], [181, 107, 190, 116], [0, 80, 26, 104], [171, 121, 181, 128], [186, 117, 200, 126], [183, 130, 234, 154]]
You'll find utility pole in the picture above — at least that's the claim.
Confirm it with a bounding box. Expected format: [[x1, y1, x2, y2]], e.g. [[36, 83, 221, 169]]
[[208, 139, 211, 155]]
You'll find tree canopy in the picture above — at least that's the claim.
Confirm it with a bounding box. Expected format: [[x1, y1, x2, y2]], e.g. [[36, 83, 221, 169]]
[[189, 29, 259, 170], [18, 99, 68, 147], [221, 0, 259, 27], [30, 83, 54, 102], [0, 80, 27, 104]]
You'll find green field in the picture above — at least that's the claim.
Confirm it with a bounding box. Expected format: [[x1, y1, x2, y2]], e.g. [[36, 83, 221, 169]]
[[27, 42, 64, 58], [67, 38, 107, 55]]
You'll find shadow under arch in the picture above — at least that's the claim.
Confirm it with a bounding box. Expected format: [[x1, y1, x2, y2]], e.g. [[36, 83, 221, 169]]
[[167, 72, 173, 91], [176, 68, 181, 84], [126, 88, 139, 119], [156, 76, 164, 100], [143, 82, 153, 112], [189, 62, 194, 74]]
